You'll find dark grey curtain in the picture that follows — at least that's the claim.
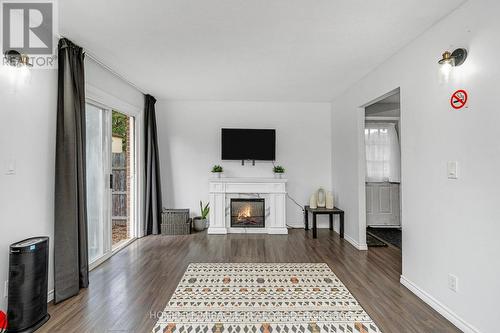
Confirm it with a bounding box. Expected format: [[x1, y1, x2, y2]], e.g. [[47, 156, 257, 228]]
[[144, 94, 163, 235], [54, 38, 89, 303]]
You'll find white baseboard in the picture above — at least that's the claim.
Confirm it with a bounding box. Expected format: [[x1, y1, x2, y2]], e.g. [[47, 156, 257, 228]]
[[400, 275, 480, 333], [207, 227, 228, 234], [48, 289, 54, 303], [286, 222, 305, 229], [344, 234, 368, 250], [267, 228, 288, 234], [367, 225, 401, 229], [287, 224, 332, 229], [288, 222, 341, 231], [288, 223, 367, 251]]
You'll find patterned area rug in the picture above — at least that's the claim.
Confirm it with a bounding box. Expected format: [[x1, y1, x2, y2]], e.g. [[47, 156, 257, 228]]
[[152, 263, 382, 333], [153, 263, 380, 333]]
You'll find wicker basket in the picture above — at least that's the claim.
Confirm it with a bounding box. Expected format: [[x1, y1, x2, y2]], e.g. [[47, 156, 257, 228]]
[[161, 209, 191, 235]]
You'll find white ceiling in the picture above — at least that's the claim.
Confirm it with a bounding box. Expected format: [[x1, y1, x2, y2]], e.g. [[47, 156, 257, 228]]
[[59, 0, 464, 102]]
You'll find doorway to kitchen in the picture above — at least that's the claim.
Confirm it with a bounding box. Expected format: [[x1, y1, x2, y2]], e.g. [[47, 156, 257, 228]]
[[364, 89, 402, 250]]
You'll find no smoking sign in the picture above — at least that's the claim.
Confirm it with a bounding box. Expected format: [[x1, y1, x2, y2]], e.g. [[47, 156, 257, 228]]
[[450, 89, 468, 110]]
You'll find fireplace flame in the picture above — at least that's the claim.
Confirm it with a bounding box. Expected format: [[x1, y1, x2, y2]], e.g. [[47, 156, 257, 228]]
[[237, 205, 252, 220]]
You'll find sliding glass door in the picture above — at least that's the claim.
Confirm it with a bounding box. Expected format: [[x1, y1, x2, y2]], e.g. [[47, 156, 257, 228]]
[[85, 103, 111, 263], [85, 103, 137, 267]]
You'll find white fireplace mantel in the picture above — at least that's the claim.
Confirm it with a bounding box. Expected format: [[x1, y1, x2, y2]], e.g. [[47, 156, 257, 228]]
[[208, 177, 288, 234]]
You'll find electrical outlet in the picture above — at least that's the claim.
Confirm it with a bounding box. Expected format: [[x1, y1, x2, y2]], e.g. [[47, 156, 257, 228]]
[[3, 280, 8, 298], [448, 274, 458, 292]]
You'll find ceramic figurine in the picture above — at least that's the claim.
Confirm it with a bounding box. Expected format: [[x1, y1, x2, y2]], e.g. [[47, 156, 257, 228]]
[[326, 191, 334, 209], [309, 193, 317, 209], [317, 187, 326, 208]]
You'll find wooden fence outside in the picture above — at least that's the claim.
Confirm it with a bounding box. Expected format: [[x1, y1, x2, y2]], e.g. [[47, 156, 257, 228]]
[[112, 152, 128, 224]]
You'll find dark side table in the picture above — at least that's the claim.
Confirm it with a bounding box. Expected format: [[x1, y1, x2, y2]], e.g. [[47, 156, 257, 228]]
[[304, 205, 344, 239]]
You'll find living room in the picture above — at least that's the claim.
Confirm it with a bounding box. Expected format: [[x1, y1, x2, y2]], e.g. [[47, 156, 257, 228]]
[[0, 1, 498, 332]]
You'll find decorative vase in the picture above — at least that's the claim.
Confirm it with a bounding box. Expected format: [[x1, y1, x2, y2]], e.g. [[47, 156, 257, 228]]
[[213, 172, 223, 178], [274, 173, 283, 179], [317, 188, 326, 208], [193, 218, 207, 231], [309, 193, 317, 209], [326, 191, 334, 209]]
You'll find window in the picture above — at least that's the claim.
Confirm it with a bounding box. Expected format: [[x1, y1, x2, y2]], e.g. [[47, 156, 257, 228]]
[[365, 123, 401, 183]]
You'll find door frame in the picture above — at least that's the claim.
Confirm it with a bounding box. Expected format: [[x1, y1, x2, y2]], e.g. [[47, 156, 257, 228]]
[[358, 87, 402, 250], [86, 84, 143, 270]]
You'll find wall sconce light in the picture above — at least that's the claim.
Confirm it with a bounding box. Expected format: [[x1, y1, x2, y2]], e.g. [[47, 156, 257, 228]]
[[3, 50, 33, 67], [438, 48, 468, 67]]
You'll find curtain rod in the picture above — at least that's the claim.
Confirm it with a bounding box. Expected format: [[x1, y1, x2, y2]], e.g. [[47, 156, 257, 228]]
[[57, 34, 146, 95], [84, 50, 146, 95]]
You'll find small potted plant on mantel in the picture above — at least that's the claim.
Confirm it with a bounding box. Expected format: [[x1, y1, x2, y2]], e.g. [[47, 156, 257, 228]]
[[211, 165, 224, 178], [193, 201, 210, 232], [273, 165, 285, 179]]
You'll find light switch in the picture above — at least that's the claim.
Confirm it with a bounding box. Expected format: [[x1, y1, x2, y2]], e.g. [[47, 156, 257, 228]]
[[5, 159, 16, 175], [447, 161, 458, 179]]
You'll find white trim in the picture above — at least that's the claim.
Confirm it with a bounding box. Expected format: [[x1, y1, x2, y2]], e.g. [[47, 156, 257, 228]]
[[287, 223, 367, 250], [89, 238, 137, 271], [86, 83, 142, 116], [400, 275, 481, 333], [286, 222, 306, 229], [89, 252, 111, 271], [219, 228, 288, 234], [287, 223, 340, 229], [47, 289, 54, 303], [365, 116, 400, 121], [368, 225, 401, 229], [357, 107, 367, 247], [207, 227, 228, 235], [358, 88, 402, 251], [266, 228, 288, 234], [344, 233, 368, 251]]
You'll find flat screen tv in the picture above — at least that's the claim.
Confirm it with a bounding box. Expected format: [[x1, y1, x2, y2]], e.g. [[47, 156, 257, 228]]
[[221, 128, 276, 161]]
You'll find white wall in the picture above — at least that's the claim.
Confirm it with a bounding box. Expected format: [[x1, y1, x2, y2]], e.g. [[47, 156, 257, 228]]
[[156, 101, 332, 228], [331, 1, 498, 332], [0, 68, 57, 310], [0, 56, 144, 312]]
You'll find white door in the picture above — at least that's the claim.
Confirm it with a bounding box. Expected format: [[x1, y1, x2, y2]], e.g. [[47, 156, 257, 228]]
[[366, 182, 400, 226]]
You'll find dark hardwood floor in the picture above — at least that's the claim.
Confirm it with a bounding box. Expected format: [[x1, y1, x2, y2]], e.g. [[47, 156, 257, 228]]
[[41, 229, 461, 333]]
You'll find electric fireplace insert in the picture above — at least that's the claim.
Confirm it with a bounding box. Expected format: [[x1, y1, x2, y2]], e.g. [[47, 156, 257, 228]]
[[230, 198, 265, 228]]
